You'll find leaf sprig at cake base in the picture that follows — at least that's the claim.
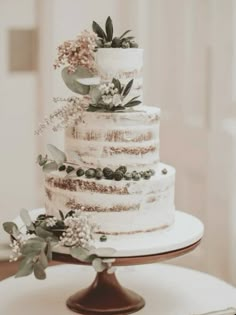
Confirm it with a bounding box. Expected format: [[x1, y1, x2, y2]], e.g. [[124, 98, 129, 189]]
[[3, 17, 176, 278]]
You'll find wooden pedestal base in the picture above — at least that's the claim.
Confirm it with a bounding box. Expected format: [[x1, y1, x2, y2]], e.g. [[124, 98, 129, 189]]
[[66, 270, 145, 315]]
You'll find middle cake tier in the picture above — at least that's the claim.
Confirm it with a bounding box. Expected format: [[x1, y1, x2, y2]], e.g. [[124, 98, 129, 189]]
[[65, 106, 160, 171]]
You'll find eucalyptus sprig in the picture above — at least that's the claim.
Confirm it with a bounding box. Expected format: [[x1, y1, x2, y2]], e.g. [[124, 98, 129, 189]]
[[93, 16, 138, 48], [3, 209, 116, 279], [87, 78, 141, 112], [37, 144, 66, 173]]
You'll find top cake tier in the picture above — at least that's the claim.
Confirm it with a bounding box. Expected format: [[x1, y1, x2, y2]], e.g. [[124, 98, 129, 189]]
[[95, 48, 143, 103]]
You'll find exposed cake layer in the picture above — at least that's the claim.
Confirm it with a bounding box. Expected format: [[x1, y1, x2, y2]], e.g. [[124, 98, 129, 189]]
[[65, 106, 160, 171], [44, 163, 175, 235], [96, 48, 143, 104]]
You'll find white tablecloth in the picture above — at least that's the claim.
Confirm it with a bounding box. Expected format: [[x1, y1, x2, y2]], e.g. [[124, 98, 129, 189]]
[[0, 263, 236, 315]]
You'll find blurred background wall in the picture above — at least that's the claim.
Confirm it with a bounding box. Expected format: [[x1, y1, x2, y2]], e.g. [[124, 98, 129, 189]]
[[1, 0, 236, 284]]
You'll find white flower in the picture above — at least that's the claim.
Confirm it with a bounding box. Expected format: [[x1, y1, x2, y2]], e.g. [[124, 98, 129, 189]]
[[46, 217, 57, 227], [102, 95, 113, 105], [112, 94, 122, 107]]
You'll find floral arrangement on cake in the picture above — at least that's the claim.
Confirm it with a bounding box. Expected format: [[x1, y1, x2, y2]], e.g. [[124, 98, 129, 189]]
[[35, 16, 141, 135], [3, 208, 116, 279]]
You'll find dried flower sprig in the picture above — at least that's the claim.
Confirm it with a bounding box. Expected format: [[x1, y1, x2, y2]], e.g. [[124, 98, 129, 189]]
[[54, 30, 98, 73], [3, 209, 116, 279], [35, 96, 90, 135]]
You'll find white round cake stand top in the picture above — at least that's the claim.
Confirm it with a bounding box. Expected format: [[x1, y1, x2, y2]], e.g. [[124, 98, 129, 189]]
[[15, 209, 204, 258]]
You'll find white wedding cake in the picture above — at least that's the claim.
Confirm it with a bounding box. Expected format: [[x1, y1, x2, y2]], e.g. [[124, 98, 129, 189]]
[[42, 17, 176, 236]]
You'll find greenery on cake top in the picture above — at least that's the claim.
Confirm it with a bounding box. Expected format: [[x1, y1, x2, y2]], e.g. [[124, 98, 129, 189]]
[[3, 208, 116, 279], [93, 16, 138, 48]]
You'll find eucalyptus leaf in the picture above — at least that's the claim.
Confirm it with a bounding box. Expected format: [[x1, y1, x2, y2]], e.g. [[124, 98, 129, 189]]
[[47, 144, 66, 165], [34, 261, 46, 280], [119, 30, 132, 39], [3, 222, 20, 236], [61, 67, 91, 95], [42, 161, 58, 173], [70, 247, 91, 262], [92, 21, 107, 39], [92, 257, 107, 272], [89, 85, 102, 104], [20, 208, 34, 230], [125, 100, 142, 107], [15, 256, 34, 278], [105, 16, 113, 42], [39, 249, 48, 268], [46, 241, 52, 261], [21, 239, 45, 255], [35, 226, 54, 239], [122, 79, 134, 98]]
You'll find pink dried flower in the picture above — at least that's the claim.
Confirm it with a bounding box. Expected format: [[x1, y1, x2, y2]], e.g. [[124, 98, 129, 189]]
[[54, 30, 98, 73]]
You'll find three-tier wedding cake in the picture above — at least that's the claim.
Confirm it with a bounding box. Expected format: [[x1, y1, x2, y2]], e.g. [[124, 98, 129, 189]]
[[41, 17, 176, 236]]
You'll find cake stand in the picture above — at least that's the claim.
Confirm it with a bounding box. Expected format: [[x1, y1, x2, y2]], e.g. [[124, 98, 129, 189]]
[[15, 210, 204, 315]]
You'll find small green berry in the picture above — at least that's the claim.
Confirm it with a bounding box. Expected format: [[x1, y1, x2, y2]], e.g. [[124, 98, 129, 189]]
[[122, 41, 130, 48], [95, 169, 103, 180], [76, 168, 84, 177], [130, 41, 139, 48], [143, 172, 151, 180], [124, 172, 132, 180], [100, 235, 107, 242], [58, 165, 66, 171], [111, 37, 121, 47], [103, 167, 114, 179], [149, 169, 155, 176], [139, 171, 144, 178], [133, 173, 141, 181], [85, 168, 96, 178], [117, 166, 127, 174], [132, 171, 138, 178], [114, 170, 124, 181], [66, 166, 75, 174], [162, 168, 168, 175]]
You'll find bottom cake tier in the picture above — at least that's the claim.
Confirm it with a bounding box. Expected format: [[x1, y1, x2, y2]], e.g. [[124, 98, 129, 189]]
[[44, 163, 175, 235]]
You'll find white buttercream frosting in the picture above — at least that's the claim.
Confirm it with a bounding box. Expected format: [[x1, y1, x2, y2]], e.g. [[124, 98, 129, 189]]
[[44, 163, 175, 235], [65, 106, 160, 170]]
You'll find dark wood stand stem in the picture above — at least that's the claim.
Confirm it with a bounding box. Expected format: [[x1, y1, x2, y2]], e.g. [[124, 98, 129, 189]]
[[66, 270, 145, 315]]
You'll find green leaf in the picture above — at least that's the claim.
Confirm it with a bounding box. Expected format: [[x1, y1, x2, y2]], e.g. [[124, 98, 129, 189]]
[[122, 79, 134, 97], [89, 85, 102, 104], [42, 161, 58, 173], [124, 95, 140, 104], [87, 105, 99, 112], [105, 16, 113, 42], [39, 249, 48, 269], [92, 21, 107, 40], [34, 261, 46, 280], [46, 241, 52, 261], [92, 257, 107, 272], [3, 222, 20, 236], [112, 78, 122, 93], [21, 239, 45, 255], [125, 100, 142, 107], [37, 154, 47, 166], [20, 208, 34, 231], [35, 226, 54, 239], [70, 247, 91, 262], [122, 36, 135, 41], [47, 144, 66, 165], [61, 66, 91, 95], [15, 256, 34, 278], [58, 210, 64, 221], [119, 30, 131, 39]]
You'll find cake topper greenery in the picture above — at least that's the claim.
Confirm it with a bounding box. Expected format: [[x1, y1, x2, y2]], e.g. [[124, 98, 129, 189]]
[[93, 16, 138, 48], [3, 208, 116, 279]]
